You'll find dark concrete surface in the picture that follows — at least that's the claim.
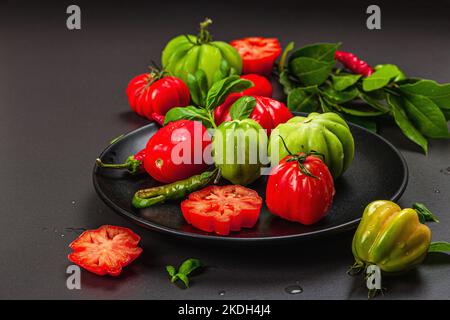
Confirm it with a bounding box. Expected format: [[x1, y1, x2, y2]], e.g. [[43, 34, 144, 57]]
[[0, 0, 449, 299]]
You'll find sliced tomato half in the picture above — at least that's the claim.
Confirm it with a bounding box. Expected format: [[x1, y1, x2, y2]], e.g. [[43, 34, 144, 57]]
[[181, 185, 263, 236], [230, 37, 282, 76], [68, 225, 143, 276]]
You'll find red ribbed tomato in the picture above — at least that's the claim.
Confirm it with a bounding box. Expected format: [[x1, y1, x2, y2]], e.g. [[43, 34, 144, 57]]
[[214, 96, 292, 133], [143, 120, 211, 183], [266, 152, 335, 225], [230, 37, 282, 76], [239, 74, 273, 98], [126, 73, 190, 121]]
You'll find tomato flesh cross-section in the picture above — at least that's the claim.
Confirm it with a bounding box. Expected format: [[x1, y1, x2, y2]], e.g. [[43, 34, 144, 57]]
[[68, 225, 143, 276], [181, 185, 263, 235]]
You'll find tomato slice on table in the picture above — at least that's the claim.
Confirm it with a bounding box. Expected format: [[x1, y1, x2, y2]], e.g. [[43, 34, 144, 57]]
[[230, 37, 282, 76], [68, 225, 143, 276], [181, 185, 263, 236]]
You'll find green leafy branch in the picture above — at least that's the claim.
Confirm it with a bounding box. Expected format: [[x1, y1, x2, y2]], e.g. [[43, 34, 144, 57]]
[[279, 42, 450, 154]]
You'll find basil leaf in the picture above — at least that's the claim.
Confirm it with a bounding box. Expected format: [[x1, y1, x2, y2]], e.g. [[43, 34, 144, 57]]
[[187, 70, 208, 106], [166, 265, 176, 277], [289, 57, 335, 86], [176, 273, 190, 288], [341, 114, 377, 133], [287, 86, 320, 112], [362, 64, 402, 92], [230, 96, 257, 120], [331, 73, 361, 91], [166, 258, 202, 289], [322, 85, 359, 104], [205, 76, 253, 109], [400, 93, 449, 138], [339, 105, 387, 117], [428, 242, 450, 253], [373, 64, 406, 82], [359, 90, 390, 113], [163, 106, 212, 127], [287, 43, 340, 86], [279, 70, 297, 95], [178, 258, 201, 276], [399, 79, 450, 110], [289, 42, 341, 63], [318, 95, 333, 113], [413, 203, 439, 223], [387, 94, 428, 153]]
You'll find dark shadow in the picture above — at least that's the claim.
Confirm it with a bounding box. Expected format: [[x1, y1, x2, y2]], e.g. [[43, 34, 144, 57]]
[[424, 252, 450, 266]]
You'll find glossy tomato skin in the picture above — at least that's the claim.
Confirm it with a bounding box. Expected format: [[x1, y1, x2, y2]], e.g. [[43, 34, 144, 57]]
[[214, 96, 293, 133], [230, 37, 282, 76], [143, 120, 211, 183], [126, 74, 190, 120], [266, 154, 335, 225], [181, 185, 263, 235], [240, 74, 273, 97]]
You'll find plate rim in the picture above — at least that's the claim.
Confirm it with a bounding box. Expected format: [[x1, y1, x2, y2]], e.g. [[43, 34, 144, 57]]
[[93, 117, 409, 243]]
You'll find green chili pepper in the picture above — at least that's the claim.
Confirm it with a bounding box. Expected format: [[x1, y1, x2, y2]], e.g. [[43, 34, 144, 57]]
[[132, 169, 219, 209]]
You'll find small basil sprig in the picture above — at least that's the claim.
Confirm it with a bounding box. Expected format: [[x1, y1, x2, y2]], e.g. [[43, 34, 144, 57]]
[[166, 258, 202, 288], [413, 203, 439, 224], [229, 96, 256, 120], [164, 75, 253, 128], [279, 42, 450, 153]]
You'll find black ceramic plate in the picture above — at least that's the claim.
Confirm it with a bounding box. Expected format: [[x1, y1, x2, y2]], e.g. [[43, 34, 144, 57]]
[[93, 116, 408, 242]]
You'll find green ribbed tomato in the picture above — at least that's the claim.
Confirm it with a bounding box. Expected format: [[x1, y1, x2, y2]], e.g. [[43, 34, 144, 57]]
[[213, 119, 267, 186], [162, 19, 242, 89], [269, 112, 354, 178]]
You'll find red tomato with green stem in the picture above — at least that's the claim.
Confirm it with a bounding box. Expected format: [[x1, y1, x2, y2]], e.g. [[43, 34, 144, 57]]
[[181, 185, 263, 236], [230, 37, 282, 76], [144, 120, 211, 183], [214, 95, 293, 133], [126, 69, 190, 121], [266, 140, 335, 225]]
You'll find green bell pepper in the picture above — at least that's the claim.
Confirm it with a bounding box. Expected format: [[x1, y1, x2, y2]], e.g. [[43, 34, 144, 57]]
[[352, 200, 432, 273]]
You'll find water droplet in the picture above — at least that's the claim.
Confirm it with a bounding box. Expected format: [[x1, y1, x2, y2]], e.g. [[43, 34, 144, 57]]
[[441, 167, 450, 175], [218, 290, 226, 296], [434, 189, 440, 193], [53, 228, 58, 233], [61, 234, 65, 238], [71, 200, 76, 205], [285, 284, 303, 295]]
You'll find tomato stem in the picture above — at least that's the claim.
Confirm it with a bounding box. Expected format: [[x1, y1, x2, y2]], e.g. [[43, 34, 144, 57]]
[[278, 136, 322, 179], [197, 18, 213, 44]]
